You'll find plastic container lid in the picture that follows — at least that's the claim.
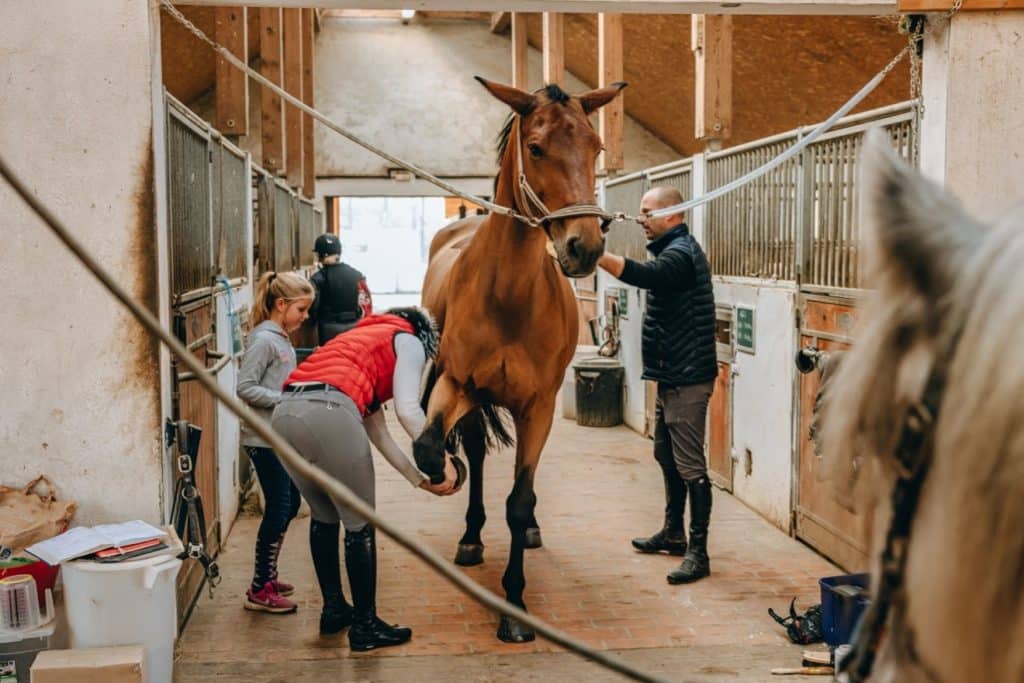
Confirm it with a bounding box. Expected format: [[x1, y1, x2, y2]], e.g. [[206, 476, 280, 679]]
[[574, 357, 622, 369]]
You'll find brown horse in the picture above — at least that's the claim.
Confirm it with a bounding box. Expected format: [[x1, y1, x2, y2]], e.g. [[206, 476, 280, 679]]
[[413, 78, 625, 643]]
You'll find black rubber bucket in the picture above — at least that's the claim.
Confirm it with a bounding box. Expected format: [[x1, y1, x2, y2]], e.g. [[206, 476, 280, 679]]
[[574, 358, 624, 427]]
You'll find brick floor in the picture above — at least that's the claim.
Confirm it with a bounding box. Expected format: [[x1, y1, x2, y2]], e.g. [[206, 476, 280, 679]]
[[175, 407, 838, 681]]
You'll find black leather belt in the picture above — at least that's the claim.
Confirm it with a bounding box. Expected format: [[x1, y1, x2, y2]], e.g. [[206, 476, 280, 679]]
[[283, 383, 338, 394]]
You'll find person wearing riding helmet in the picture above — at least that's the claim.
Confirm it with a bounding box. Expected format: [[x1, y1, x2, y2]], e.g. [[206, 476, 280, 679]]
[[271, 306, 462, 651], [309, 233, 373, 345]]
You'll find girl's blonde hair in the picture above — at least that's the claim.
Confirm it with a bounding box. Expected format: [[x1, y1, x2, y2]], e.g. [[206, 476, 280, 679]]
[[251, 271, 314, 326]]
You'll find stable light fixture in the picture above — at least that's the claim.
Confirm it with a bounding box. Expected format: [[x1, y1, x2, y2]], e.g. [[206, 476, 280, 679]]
[[400, 9, 415, 24]]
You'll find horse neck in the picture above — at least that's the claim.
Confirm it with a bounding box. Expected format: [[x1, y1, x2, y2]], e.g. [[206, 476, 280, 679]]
[[475, 148, 553, 296]]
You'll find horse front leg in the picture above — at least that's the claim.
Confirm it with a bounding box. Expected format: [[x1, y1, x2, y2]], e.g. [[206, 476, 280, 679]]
[[497, 397, 555, 643], [413, 372, 474, 484], [454, 410, 487, 566]]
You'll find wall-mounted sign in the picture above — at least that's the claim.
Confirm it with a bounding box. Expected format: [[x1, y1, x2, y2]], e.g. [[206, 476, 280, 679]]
[[735, 305, 755, 354]]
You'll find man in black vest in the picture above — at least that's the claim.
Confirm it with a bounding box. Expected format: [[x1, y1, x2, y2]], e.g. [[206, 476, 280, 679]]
[[597, 186, 718, 584], [310, 233, 372, 345]]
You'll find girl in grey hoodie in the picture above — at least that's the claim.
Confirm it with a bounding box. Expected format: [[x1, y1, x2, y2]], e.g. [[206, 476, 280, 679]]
[[237, 271, 314, 614]]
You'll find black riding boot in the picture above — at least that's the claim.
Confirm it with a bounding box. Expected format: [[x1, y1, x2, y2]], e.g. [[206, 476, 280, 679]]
[[667, 476, 712, 584], [632, 466, 688, 555], [310, 520, 353, 634], [345, 526, 412, 652]]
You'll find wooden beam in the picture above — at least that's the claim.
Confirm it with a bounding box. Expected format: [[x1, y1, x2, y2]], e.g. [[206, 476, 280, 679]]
[[180, 2, 896, 17], [511, 12, 529, 91], [542, 12, 564, 87], [215, 7, 248, 135], [490, 11, 511, 33], [692, 15, 732, 146], [258, 8, 284, 174], [898, 0, 1023, 8], [302, 8, 315, 199], [598, 13, 624, 172], [283, 8, 304, 190]]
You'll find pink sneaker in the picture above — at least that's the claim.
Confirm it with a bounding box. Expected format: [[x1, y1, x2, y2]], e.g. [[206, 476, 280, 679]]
[[245, 582, 297, 614], [270, 578, 295, 597]]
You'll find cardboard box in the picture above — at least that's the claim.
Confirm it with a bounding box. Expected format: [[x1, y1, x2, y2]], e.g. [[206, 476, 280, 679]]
[[30, 645, 145, 683]]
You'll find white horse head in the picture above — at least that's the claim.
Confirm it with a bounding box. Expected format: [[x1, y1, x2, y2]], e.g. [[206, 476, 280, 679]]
[[821, 129, 1024, 682]]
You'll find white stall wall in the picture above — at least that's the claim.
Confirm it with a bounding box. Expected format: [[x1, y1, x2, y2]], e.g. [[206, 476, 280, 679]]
[[595, 274, 649, 435], [214, 284, 253, 537], [713, 279, 797, 530], [0, 0, 165, 526]]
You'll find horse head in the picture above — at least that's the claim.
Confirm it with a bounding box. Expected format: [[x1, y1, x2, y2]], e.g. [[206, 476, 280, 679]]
[[476, 77, 626, 277], [820, 130, 1024, 680]]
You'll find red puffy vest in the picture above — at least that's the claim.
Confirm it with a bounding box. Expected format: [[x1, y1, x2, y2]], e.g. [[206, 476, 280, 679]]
[[284, 314, 414, 416]]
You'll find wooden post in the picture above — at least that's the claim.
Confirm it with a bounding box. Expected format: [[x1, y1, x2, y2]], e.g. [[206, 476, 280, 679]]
[[258, 8, 284, 174], [692, 15, 733, 148], [215, 7, 248, 136], [283, 8, 304, 190], [511, 12, 529, 91], [490, 11, 511, 33], [542, 12, 564, 87], [302, 8, 315, 199], [598, 13, 624, 171]]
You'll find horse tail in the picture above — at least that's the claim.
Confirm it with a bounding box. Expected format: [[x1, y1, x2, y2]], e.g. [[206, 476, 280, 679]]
[[445, 405, 514, 455], [420, 359, 514, 453]]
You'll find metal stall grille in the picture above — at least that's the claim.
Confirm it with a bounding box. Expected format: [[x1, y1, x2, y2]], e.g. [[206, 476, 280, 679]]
[[273, 183, 296, 272], [804, 108, 914, 289], [215, 144, 249, 280], [167, 108, 212, 296], [603, 173, 648, 262], [648, 160, 693, 202], [706, 137, 800, 281], [295, 199, 319, 268]]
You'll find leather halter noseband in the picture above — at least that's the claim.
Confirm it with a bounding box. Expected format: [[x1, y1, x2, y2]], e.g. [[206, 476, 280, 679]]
[[508, 116, 614, 233]]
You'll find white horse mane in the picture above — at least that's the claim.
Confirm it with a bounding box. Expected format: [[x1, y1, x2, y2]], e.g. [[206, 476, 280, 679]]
[[820, 129, 1024, 682]]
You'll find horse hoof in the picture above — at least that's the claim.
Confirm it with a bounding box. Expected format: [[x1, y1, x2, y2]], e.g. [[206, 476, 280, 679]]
[[524, 527, 543, 549], [497, 615, 535, 643], [454, 543, 484, 566]]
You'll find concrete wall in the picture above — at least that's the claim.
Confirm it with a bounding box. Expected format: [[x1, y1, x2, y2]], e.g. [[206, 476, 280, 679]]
[[315, 17, 678, 179], [713, 279, 797, 531], [922, 12, 1024, 219], [0, 0, 166, 526]]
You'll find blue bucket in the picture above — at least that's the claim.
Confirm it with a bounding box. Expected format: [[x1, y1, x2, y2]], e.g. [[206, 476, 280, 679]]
[[819, 572, 871, 647]]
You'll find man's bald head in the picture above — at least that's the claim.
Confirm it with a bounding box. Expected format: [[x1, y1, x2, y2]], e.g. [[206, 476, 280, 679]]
[[645, 185, 684, 212], [637, 186, 686, 241]]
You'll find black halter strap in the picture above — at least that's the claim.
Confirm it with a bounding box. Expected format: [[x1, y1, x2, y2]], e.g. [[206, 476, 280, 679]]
[[841, 333, 959, 681]]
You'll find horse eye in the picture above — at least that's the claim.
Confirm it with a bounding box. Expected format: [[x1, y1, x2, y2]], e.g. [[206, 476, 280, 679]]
[[528, 143, 543, 159]]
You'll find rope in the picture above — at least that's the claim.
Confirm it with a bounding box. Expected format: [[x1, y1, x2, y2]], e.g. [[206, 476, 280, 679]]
[[0, 156, 673, 683], [648, 46, 910, 219]]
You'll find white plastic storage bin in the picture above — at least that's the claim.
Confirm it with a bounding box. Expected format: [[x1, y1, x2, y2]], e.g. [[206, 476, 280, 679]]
[[61, 554, 180, 683]]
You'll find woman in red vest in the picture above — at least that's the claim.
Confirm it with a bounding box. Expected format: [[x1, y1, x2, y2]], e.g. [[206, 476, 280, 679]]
[[272, 306, 458, 651]]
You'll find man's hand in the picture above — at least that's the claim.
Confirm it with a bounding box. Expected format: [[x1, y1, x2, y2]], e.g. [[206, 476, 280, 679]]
[[598, 252, 626, 278], [419, 456, 458, 496]]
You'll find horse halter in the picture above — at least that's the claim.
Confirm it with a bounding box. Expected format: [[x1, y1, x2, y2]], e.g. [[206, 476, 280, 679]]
[[840, 330, 962, 683], [508, 116, 617, 233]]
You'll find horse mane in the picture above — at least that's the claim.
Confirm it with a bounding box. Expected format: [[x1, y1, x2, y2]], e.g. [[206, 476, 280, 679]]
[[819, 131, 1024, 680]]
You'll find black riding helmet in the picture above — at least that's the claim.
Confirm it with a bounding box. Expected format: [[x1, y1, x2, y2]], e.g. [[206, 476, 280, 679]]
[[313, 233, 342, 257]]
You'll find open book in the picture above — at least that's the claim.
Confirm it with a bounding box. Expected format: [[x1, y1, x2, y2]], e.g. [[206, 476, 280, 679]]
[[25, 521, 167, 565]]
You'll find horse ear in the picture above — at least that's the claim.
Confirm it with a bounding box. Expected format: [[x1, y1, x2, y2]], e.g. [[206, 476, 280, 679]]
[[475, 76, 537, 116], [579, 82, 627, 115], [859, 127, 986, 299]]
